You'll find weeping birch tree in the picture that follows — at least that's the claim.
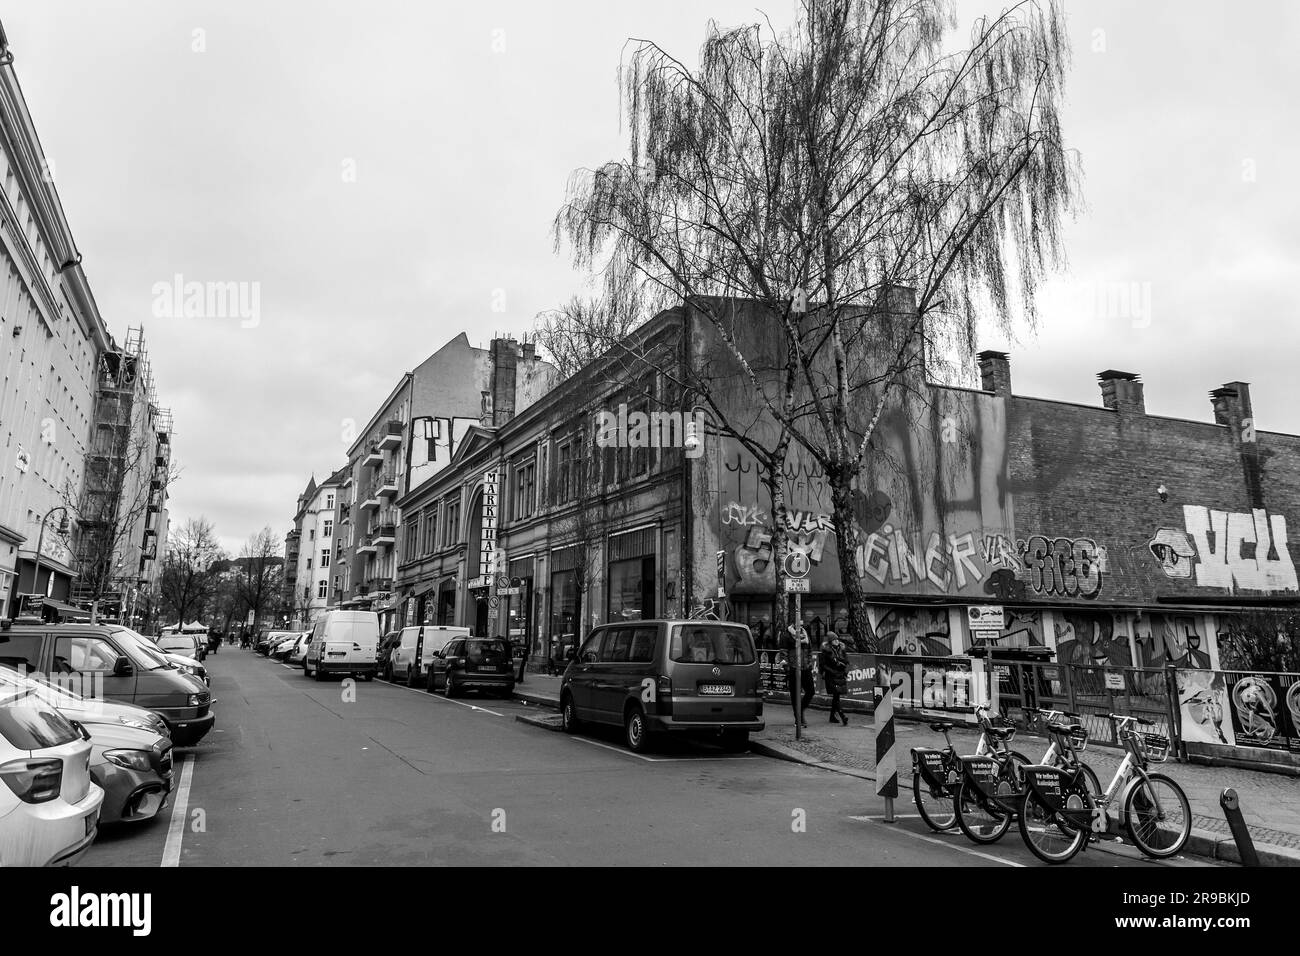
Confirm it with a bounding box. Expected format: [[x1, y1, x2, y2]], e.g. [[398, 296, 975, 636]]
[[554, 0, 1079, 648]]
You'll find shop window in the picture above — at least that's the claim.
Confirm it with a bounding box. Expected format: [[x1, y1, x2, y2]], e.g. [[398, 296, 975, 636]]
[[608, 555, 655, 621]]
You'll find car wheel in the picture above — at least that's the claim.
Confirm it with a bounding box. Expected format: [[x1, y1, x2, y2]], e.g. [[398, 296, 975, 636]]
[[406, 666, 419, 688], [624, 705, 652, 753], [361, 672, 374, 682], [444, 674, 457, 698], [314, 661, 326, 682], [561, 693, 581, 734]]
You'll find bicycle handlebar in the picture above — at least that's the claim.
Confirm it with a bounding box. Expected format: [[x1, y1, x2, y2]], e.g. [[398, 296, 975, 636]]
[[1107, 713, 1153, 728]]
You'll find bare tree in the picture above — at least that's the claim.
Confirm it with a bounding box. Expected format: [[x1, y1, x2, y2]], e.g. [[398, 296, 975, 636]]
[[236, 528, 284, 636], [159, 517, 224, 627], [554, 0, 1078, 646], [1217, 609, 1300, 674]]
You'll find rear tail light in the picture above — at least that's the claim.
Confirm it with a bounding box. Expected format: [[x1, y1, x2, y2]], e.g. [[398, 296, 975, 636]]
[[656, 675, 672, 697], [0, 758, 64, 804]]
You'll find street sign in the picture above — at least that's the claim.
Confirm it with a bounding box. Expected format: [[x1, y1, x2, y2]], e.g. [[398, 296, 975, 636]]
[[487, 596, 500, 611], [783, 578, 810, 593], [497, 587, 522, 596], [784, 549, 810, 579], [246, 610, 255, 626], [1104, 670, 1125, 691], [495, 573, 511, 591], [966, 605, 1004, 630]]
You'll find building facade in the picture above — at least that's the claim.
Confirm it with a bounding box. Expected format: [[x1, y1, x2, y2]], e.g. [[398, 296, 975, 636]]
[[288, 470, 344, 627], [395, 300, 1300, 676], [0, 23, 172, 621], [331, 333, 553, 633]]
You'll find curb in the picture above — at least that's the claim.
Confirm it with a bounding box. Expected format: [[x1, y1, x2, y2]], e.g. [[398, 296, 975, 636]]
[[514, 713, 565, 732], [512, 690, 560, 709], [748, 739, 876, 782]]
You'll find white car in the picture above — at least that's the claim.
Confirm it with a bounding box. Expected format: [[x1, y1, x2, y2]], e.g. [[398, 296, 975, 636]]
[[286, 635, 309, 666], [0, 679, 105, 866]]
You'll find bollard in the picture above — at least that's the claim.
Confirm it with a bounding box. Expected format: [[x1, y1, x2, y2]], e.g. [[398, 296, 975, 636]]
[[875, 679, 899, 822], [1219, 788, 1260, 866]]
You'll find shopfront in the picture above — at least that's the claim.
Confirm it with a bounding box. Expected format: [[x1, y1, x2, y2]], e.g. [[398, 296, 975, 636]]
[[549, 546, 580, 665], [504, 556, 534, 658], [607, 527, 656, 622], [437, 579, 456, 626]]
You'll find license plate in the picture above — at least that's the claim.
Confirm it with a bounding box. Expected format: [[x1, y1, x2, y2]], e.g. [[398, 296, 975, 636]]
[[700, 684, 734, 696]]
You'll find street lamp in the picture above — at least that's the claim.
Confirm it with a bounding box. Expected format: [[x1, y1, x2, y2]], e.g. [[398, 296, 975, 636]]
[[32, 506, 71, 607]]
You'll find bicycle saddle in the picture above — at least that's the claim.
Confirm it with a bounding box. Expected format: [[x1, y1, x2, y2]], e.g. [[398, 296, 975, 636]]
[[984, 725, 1015, 740], [1046, 720, 1081, 735], [928, 721, 956, 732]]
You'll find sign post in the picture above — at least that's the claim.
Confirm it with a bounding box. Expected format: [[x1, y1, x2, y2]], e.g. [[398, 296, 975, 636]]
[[876, 678, 899, 822], [783, 550, 811, 741]]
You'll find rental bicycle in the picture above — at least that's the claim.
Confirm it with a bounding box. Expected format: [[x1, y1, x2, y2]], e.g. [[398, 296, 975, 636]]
[[1017, 713, 1192, 864], [911, 707, 1026, 832], [949, 704, 1032, 844]]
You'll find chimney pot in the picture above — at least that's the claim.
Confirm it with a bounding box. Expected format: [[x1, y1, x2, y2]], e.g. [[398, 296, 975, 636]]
[[1098, 370, 1145, 415], [977, 350, 1011, 397]]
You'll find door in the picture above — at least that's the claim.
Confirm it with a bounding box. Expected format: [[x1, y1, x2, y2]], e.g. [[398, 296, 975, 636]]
[[51, 634, 138, 706], [566, 628, 606, 719], [590, 625, 658, 723]]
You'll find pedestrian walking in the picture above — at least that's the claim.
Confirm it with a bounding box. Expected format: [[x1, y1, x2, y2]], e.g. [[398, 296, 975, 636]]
[[819, 633, 850, 725], [512, 633, 527, 683], [781, 624, 814, 728]]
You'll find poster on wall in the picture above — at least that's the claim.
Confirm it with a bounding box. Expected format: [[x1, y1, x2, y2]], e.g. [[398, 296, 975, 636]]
[[865, 654, 975, 715], [1175, 670, 1235, 746], [1224, 673, 1300, 753]]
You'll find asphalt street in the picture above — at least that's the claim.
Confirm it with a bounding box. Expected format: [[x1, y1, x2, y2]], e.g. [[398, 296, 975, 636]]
[[82, 650, 1213, 867]]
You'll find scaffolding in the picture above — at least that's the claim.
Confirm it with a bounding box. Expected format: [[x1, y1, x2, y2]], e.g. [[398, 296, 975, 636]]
[[71, 326, 170, 606]]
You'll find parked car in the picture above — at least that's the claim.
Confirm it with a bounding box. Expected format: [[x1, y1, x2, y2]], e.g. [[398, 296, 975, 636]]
[[303, 611, 380, 681], [559, 620, 763, 753], [376, 631, 401, 678], [0, 678, 104, 866], [285, 635, 309, 666], [427, 636, 516, 698], [257, 630, 301, 656], [157, 633, 204, 661], [269, 634, 300, 661], [0, 622, 214, 746], [390, 626, 469, 686], [0, 664, 169, 739], [108, 626, 209, 687]]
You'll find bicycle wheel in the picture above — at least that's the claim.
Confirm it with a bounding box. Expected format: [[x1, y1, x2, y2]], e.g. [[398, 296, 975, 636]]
[[953, 778, 1010, 844], [1124, 772, 1191, 858], [1077, 763, 1102, 801], [1018, 788, 1091, 865], [913, 770, 957, 832]]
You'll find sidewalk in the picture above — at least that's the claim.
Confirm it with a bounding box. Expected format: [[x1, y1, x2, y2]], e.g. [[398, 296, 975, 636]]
[[510, 674, 1300, 865]]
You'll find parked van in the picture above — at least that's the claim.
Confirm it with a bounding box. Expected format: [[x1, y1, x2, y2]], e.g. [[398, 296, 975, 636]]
[[303, 611, 380, 682], [0, 622, 214, 746], [559, 620, 763, 753], [387, 625, 470, 686]]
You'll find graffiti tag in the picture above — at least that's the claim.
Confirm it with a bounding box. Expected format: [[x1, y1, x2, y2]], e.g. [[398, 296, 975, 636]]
[[1165, 506, 1299, 592]]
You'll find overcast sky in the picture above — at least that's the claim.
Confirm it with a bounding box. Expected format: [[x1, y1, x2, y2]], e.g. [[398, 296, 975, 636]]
[[4, 1, 1298, 555]]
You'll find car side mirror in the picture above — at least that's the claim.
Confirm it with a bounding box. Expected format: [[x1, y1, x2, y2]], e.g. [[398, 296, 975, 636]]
[[565, 647, 576, 661], [113, 656, 133, 677]]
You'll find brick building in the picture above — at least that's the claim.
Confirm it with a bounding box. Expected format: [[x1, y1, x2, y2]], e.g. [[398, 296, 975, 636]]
[[393, 297, 1299, 674]]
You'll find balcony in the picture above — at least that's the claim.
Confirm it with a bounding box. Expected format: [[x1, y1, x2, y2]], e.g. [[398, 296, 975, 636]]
[[366, 576, 393, 592], [377, 470, 399, 498], [362, 441, 384, 469], [357, 537, 377, 555], [341, 472, 354, 489], [372, 523, 396, 547], [378, 420, 403, 451], [359, 487, 381, 512]]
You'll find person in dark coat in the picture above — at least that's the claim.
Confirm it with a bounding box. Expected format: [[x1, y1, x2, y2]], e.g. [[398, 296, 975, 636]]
[[819, 633, 850, 725], [781, 625, 814, 728]]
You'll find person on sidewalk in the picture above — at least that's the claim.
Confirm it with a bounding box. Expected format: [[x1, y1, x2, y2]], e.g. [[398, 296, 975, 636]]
[[781, 624, 814, 728], [819, 633, 850, 725]]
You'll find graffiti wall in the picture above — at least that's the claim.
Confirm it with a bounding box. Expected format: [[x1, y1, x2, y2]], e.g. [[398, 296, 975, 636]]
[[1052, 610, 1134, 667], [1133, 613, 1211, 670], [1149, 506, 1298, 594]]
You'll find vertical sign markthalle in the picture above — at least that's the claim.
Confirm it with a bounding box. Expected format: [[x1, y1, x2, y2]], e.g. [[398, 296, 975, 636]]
[[481, 467, 500, 630], [783, 550, 811, 741]]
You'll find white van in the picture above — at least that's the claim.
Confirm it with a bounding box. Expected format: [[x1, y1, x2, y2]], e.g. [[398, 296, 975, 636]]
[[303, 611, 381, 682], [387, 626, 470, 686]]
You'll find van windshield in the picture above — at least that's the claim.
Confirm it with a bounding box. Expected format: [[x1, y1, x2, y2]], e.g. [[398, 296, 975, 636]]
[[669, 625, 756, 665]]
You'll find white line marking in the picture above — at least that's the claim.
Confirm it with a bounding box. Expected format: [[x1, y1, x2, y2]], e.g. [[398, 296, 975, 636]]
[[161, 754, 195, 868], [385, 680, 505, 717], [279, 663, 293, 670], [853, 816, 1024, 866]]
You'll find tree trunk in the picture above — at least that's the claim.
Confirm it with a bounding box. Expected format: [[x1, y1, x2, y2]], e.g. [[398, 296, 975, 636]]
[[829, 473, 873, 653], [767, 468, 790, 644]]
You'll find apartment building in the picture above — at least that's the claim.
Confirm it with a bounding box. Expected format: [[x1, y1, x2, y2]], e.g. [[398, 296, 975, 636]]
[[289, 468, 345, 626]]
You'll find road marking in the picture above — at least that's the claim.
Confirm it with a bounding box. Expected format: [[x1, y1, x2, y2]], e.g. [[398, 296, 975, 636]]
[[852, 816, 1024, 866], [279, 663, 293, 670], [161, 754, 196, 868], [384, 679, 506, 717]]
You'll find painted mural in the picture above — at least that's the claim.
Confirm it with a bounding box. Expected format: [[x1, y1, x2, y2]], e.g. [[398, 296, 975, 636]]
[[1133, 613, 1211, 670], [1052, 611, 1133, 667], [867, 606, 952, 657], [1149, 505, 1298, 593]]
